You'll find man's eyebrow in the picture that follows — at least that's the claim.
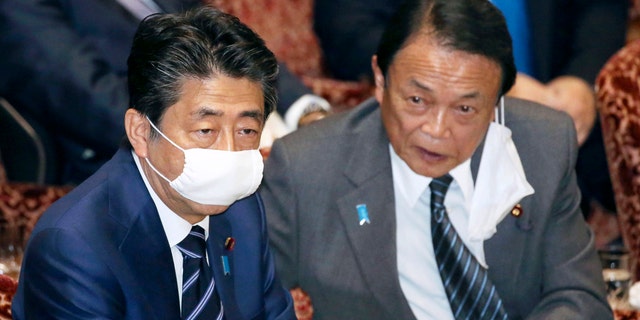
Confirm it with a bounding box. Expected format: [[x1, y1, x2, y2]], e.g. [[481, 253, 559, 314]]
[[460, 91, 480, 99], [191, 107, 264, 123], [240, 110, 265, 124], [410, 79, 481, 99], [410, 78, 433, 92], [192, 107, 222, 118]]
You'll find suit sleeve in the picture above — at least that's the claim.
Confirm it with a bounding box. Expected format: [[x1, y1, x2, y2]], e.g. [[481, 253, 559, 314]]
[[13, 228, 124, 319], [0, 0, 129, 156], [257, 193, 296, 320], [259, 139, 300, 290], [526, 115, 612, 319]]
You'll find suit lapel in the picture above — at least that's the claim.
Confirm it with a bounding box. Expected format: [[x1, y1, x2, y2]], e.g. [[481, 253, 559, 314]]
[[122, 201, 181, 319], [207, 213, 242, 318], [336, 109, 416, 319], [110, 150, 181, 319], [484, 195, 533, 295], [482, 109, 534, 293]]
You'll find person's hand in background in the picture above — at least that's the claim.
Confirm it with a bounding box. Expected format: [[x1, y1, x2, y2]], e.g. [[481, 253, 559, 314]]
[[507, 73, 596, 146]]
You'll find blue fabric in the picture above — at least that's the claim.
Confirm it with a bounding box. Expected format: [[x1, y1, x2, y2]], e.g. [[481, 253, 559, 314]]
[[11, 148, 295, 319], [491, 0, 535, 76]]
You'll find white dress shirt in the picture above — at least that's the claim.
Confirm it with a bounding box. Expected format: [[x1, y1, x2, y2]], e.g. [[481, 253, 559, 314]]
[[392, 145, 473, 320]]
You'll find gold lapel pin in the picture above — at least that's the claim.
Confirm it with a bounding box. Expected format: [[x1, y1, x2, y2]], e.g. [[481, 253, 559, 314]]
[[511, 204, 523, 217], [225, 237, 235, 251]]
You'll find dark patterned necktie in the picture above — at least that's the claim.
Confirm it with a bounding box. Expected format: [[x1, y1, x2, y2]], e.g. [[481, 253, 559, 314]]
[[430, 174, 508, 320], [177, 226, 224, 320]]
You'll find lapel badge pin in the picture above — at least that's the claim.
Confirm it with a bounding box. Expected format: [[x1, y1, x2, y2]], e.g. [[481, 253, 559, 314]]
[[224, 237, 235, 251], [511, 203, 523, 217], [356, 204, 370, 225], [221, 255, 231, 276]]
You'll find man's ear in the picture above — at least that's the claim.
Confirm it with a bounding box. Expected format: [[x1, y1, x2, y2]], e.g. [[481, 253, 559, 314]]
[[125, 109, 150, 158], [371, 55, 385, 104]]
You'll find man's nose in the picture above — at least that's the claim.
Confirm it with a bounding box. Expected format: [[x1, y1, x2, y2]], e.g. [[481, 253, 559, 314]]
[[218, 130, 235, 151], [421, 107, 449, 139]]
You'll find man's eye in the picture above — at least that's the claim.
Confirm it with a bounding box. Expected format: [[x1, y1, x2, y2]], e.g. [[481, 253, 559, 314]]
[[198, 129, 212, 134], [410, 96, 422, 104], [459, 105, 473, 113], [240, 129, 258, 135]]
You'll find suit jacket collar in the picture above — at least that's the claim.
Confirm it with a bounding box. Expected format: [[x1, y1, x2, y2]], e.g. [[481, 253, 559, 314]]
[[337, 102, 417, 319], [207, 212, 243, 318], [108, 148, 182, 318]]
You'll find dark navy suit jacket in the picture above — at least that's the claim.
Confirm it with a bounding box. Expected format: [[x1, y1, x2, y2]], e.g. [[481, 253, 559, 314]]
[[12, 148, 294, 320]]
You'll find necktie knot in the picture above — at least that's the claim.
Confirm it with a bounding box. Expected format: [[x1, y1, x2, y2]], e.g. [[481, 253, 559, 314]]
[[430, 174, 453, 220], [178, 226, 207, 260]]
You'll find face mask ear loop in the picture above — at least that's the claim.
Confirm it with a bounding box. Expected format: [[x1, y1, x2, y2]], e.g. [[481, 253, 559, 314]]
[[144, 116, 183, 183], [500, 96, 505, 125], [146, 116, 185, 152], [144, 157, 173, 183], [494, 96, 505, 126]]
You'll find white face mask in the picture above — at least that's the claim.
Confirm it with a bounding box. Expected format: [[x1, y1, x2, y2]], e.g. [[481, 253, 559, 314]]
[[145, 117, 263, 206]]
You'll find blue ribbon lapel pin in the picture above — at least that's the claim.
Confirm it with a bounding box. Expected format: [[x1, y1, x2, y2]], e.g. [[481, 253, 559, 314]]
[[356, 204, 370, 225]]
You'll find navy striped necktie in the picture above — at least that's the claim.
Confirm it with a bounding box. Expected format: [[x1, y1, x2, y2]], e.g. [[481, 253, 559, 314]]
[[177, 226, 224, 320], [430, 174, 508, 320]]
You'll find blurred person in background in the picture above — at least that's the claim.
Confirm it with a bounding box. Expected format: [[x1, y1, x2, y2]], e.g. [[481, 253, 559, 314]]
[[0, 0, 326, 185]]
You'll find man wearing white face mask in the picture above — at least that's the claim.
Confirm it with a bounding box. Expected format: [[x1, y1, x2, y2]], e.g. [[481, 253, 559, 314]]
[[261, 0, 610, 319], [12, 7, 295, 320]]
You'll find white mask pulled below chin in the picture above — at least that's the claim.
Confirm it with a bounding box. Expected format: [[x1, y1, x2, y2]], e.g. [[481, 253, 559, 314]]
[[145, 117, 263, 206]]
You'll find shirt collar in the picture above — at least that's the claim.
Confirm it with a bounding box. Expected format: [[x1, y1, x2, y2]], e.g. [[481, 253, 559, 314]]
[[389, 144, 474, 210]]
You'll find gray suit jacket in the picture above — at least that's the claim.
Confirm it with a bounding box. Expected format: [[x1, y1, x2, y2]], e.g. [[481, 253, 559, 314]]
[[260, 97, 611, 319]]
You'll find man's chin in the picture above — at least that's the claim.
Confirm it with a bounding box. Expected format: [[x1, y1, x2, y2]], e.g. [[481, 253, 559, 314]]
[[408, 159, 455, 178], [192, 203, 230, 216]]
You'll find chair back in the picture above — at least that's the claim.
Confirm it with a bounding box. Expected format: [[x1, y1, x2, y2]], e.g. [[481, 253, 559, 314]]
[[0, 97, 56, 184], [596, 39, 640, 279], [0, 150, 6, 186], [0, 274, 16, 320]]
